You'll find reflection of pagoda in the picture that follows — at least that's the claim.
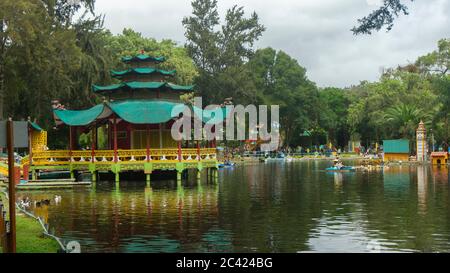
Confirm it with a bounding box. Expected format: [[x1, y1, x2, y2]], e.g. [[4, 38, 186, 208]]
[[24, 52, 224, 182]]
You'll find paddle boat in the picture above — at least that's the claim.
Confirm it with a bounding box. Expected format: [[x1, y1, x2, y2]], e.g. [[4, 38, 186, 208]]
[[325, 166, 356, 172], [218, 161, 236, 168]]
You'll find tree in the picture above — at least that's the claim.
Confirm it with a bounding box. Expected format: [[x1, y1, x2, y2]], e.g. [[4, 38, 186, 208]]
[[182, 0, 265, 104], [0, 0, 98, 120], [352, 0, 414, 35], [248, 48, 319, 147], [0, 0, 84, 121], [106, 29, 198, 86], [182, 0, 220, 75], [431, 75, 450, 145], [347, 70, 437, 145], [384, 103, 430, 139], [67, 15, 113, 108], [318, 87, 351, 147], [416, 39, 450, 145], [416, 38, 450, 76]]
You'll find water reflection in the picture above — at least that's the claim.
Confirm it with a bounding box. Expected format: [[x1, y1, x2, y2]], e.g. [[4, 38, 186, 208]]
[[417, 166, 428, 215], [18, 161, 450, 253]]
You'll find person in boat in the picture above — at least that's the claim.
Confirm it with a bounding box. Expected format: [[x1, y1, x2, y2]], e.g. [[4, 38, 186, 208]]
[[333, 158, 344, 169]]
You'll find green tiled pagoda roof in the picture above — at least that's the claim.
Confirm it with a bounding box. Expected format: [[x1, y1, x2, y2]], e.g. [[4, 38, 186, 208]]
[[92, 81, 194, 93], [122, 54, 165, 63], [111, 68, 176, 78], [54, 104, 109, 126], [108, 100, 186, 124], [53, 100, 232, 126], [29, 121, 43, 131]]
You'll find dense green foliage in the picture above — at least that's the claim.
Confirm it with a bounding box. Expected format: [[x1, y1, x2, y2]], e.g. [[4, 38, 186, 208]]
[[182, 0, 265, 105], [0, 0, 448, 151]]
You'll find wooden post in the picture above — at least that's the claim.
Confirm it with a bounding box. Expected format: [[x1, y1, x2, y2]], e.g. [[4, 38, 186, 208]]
[[69, 126, 73, 162], [113, 117, 118, 163], [91, 124, 96, 163], [6, 119, 16, 253], [28, 126, 32, 166]]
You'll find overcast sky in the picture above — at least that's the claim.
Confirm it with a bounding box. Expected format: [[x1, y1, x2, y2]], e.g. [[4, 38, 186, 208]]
[[92, 0, 450, 88]]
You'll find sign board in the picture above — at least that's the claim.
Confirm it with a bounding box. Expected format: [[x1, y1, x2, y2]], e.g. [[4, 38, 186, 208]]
[[0, 121, 29, 148]]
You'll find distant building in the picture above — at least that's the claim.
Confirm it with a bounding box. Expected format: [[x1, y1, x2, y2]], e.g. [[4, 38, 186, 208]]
[[430, 152, 448, 165], [416, 121, 427, 162], [383, 139, 410, 162]]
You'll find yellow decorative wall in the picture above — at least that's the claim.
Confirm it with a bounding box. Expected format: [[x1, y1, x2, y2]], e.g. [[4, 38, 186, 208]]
[[31, 131, 47, 151], [384, 153, 409, 162]]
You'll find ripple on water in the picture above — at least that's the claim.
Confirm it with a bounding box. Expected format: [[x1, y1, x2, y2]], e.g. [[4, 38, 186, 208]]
[[16, 162, 450, 253]]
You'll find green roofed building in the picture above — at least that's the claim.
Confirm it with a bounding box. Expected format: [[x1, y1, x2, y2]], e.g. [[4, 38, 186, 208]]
[[383, 139, 410, 162], [25, 52, 227, 183]]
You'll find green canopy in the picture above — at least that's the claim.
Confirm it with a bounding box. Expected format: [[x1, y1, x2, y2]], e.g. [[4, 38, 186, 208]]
[[54, 104, 107, 126], [29, 121, 43, 131], [92, 82, 194, 93], [166, 83, 195, 91], [53, 100, 229, 126], [122, 54, 165, 63], [92, 83, 123, 92], [108, 100, 185, 124], [111, 68, 176, 78], [126, 81, 166, 89]]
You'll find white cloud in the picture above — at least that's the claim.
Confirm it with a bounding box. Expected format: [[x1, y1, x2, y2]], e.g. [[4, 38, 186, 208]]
[[93, 0, 450, 88]]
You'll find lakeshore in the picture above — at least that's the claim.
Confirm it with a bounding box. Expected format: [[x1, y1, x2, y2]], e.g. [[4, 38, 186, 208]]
[[0, 191, 60, 253]]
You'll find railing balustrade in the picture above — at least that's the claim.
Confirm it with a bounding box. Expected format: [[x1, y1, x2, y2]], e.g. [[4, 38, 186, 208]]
[[27, 148, 217, 166]]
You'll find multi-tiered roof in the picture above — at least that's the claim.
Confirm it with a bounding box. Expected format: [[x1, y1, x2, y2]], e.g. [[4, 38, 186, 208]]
[[93, 53, 194, 100], [52, 52, 227, 127]]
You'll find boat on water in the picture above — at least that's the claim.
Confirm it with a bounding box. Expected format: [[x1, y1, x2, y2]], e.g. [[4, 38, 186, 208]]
[[266, 152, 286, 161], [325, 166, 356, 172], [218, 162, 236, 168], [36, 171, 71, 180]]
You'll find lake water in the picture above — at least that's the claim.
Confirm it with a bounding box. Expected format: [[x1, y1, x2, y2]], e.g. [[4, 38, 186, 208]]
[[19, 160, 450, 253]]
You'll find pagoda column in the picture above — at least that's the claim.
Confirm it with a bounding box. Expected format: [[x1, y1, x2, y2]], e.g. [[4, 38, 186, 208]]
[[146, 125, 151, 183], [159, 123, 163, 149], [212, 125, 217, 148], [196, 140, 200, 161], [146, 124, 150, 162], [91, 124, 96, 162], [196, 140, 201, 180], [91, 123, 97, 182], [113, 116, 118, 163], [69, 126, 75, 179], [178, 140, 182, 162], [69, 126, 73, 160]]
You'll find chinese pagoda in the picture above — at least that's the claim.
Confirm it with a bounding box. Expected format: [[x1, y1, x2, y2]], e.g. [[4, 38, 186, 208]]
[[24, 52, 223, 183]]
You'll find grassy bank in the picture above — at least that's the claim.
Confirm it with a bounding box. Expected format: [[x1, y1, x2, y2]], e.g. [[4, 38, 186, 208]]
[[0, 191, 60, 253]]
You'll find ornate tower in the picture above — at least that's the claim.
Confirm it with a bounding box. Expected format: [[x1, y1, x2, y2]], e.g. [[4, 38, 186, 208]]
[[416, 121, 427, 162]]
